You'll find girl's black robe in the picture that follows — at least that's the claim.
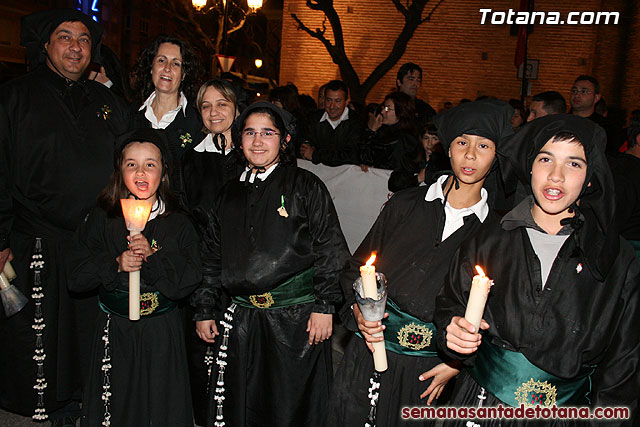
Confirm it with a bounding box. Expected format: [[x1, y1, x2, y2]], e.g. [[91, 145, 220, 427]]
[[434, 203, 640, 426], [192, 165, 350, 427], [327, 185, 498, 426], [68, 208, 202, 427]]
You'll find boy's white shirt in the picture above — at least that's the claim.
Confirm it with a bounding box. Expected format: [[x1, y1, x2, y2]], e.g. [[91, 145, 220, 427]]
[[425, 175, 489, 241]]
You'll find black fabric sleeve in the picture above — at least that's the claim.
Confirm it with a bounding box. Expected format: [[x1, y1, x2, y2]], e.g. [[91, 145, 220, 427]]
[[590, 249, 640, 421], [190, 208, 226, 321], [433, 244, 478, 366], [305, 175, 351, 314], [0, 103, 13, 251], [141, 216, 202, 300], [67, 209, 120, 293]]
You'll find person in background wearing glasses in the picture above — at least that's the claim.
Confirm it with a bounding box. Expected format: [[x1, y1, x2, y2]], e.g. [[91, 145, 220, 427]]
[[191, 102, 350, 427], [396, 62, 436, 126], [570, 75, 622, 152], [360, 91, 423, 191]]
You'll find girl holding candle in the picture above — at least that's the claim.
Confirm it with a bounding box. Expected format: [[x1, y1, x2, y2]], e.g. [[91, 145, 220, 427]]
[[191, 102, 350, 426], [68, 128, 202, 426], [435, 115, 640, 425], [328, 99, 515, 426]]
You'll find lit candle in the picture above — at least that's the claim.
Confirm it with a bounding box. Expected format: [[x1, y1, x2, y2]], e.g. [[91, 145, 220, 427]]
[[360, 254, 377, 299], [464, 265, 494, 331], [359, 253, 387, 372], [120, 199, 153, 321]]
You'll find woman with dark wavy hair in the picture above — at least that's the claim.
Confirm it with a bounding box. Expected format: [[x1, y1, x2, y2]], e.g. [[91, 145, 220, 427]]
[[130, 35, 203, 209], [360, 91, 422, 187]]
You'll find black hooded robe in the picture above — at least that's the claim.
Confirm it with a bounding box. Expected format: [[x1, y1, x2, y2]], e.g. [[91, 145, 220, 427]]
[[327, 185, 499, 427], [67, 208, 202, 427], [192, 164, 350, 427], [0, 65, 129, 416], [434, 115, 640, 426]]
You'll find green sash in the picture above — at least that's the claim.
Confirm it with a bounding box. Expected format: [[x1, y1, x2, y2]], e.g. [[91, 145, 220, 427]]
[[99, 288, 177, 318], [232, 267, 315, 309], [357, 298, 438, 357], [468, 340, 594, 407], [628, 240, 640, 261]]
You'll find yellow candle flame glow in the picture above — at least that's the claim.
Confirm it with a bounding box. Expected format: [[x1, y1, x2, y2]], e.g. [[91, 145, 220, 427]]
[[475, 265, 486, 277], [120, 199, 152, 232], [365, 253, 377, 267]]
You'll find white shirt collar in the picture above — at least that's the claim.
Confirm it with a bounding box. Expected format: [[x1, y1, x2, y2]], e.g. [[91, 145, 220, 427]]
[[239, 163, 279, 183], [148, 199, 166, 222], [425, 175, 489, 240], [139, 92, 188, 129], [193, 133, 232, 154], [319, 107, 349, 129]]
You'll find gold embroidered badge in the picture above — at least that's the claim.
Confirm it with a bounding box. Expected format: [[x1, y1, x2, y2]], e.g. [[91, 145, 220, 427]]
[[397, 322, 432, 350], [249, 292, 274, 308], [515, 378, 557, 407], [140, 292, 160, 316]]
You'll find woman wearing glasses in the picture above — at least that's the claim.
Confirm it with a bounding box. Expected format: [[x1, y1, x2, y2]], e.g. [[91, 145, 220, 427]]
[[360, 91, 423, 191], [191, 102, 350, 427]]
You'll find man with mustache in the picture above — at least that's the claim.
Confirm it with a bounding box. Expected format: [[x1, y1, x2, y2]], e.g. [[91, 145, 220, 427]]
[[0, 9, 128, 426]]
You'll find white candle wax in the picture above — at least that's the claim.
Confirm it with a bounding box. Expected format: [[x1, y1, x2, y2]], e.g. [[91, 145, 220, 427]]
[[359, 260, 387, 372], [129, 230, 141, 321], [3, 262, 16, 282], [464, 269, 493, 331]]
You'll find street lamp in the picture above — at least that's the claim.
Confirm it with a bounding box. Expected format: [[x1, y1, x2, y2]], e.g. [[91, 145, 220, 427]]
[[255, 58, 263, 68], [192, 0, 207, 11], [247, 0, 263, 12]]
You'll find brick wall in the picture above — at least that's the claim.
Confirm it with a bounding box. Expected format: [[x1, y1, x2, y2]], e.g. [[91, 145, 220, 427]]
[[280, 0, 639, 118]]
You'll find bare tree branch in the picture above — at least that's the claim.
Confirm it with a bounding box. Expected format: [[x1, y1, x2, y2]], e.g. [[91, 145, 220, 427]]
[[293, 0, 442, 102], [422, 0, 444, 23], [392, 0, 409, 17], [291, 14, 333, 51]]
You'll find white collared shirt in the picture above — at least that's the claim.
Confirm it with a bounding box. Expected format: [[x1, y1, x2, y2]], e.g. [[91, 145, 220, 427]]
[[193, 133, 233, 154], [319, 108, 349, 130], [139, 92, 188, 130], [148, 199, 166, 222], [425, 175, 489, 240], [239, 163, 279, 183]]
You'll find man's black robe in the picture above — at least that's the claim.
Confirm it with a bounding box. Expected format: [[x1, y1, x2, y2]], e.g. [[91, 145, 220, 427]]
[[0, 65, 129, 416]]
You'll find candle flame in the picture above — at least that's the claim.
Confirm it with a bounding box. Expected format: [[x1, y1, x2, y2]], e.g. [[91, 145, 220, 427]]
[[365, 253, 377, 267], [475, 265, 486, 277]]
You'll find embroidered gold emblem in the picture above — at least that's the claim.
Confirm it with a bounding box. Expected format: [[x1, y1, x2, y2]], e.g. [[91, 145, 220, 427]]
[[515, 378, 558, 407], [140, 292, 160, 316], [249, 292, 274, 308], [397, 322, 432, 350]]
